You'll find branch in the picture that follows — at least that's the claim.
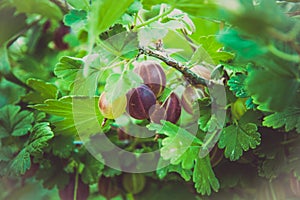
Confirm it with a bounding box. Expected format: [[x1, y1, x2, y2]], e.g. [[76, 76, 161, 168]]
[[139, 47, 209, 87], [49, 0, 70, 14]]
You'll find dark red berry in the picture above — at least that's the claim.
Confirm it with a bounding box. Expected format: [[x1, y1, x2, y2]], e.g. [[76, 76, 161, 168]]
[[53, 23, 70, 50], [150, 93, 181, 124], [134, 61, 166, 97], [126, 85, 156, 120]]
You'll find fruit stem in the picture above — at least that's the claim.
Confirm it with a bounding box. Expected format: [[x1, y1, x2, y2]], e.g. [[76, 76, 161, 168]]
[[101, 118, 108, 127], [268, 181, 278, 200], [133, 6, 174, 30], [268, 43, 300, 63], [138, 48, 209, 87], [73, 167, 79, 200]]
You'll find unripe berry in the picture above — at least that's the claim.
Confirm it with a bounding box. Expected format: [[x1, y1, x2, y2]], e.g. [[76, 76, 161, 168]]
[[122, 173, 146, 195], [98, 176, 120, 199], [231, 98, 247, 120], [98, 92, 127, 119]]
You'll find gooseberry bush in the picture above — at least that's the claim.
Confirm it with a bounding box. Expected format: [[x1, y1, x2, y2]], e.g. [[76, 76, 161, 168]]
[[1, 0, 300, 199]]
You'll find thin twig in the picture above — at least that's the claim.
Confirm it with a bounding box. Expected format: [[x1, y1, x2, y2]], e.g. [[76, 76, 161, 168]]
[[139, 47, 209, 87], [6, 19, 41, 48], [49, 0, 70, 14]]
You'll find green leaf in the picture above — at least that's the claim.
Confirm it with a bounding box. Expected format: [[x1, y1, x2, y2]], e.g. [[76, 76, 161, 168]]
[[193, 156, 220, 195], [189, 45, 215, 66], [66, 0, 90, 10], [7, 122, 54, 176], [218, 123, 261, 161], [147, 121, 202, 164], [197, 98, 224, 133], [7, 0, 63, 20], [127, 0, 142, 14], [197, 98, 212, 132], [138, 25, 168, 47], [89, 0, 134, 42], [222, 0, 290, 39], [0, 105, 34, 138], [157, 164, 192, 181], [81, 152, 104, 184], [54, 56, 84, 85], [227, 73, 248, 98], [104, 71, 142, 102], [218, 30, 267, 59], [0, 146, 15, 162], [55, 55, 103, 96], [0, 7, 26, 46], [22, 78, 58, 104], [31, 96, 73, 118], [27, 122, 54, 154], [175, 1, 219, 19], [245, 67, 299, 112], [197, 36, 234, 64], [148, 121, 218, 195], [0, 45, 11, 75], [36, 157, 70, 189], [0, 78, 25, 108], [116, 13, 134, 26], [142, 0, 219, 18], [9, 149, 31, 175], [262, 107, 300, 133], [31, 96, 105, 137], [50, 134, 74, 158], [63, 9, 87, 33], [245, 97, 255, 110], [99, 30, 139, 58], [222, 63, 246, 73]]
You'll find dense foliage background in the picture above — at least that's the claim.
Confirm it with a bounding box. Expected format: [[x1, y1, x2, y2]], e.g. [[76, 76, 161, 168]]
[[0, 0, 300, 199]]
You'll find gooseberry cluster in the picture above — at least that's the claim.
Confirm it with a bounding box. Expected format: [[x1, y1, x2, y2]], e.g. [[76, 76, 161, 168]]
[[127, 60, 182, 124], [99, 61, 211, 124]]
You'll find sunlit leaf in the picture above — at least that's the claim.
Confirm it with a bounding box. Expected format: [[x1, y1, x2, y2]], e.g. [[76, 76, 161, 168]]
[[89, 0, 134, 44], [104, 71, 142, 102], [22, 78, 58, 104], [7, 0, 63, 20]]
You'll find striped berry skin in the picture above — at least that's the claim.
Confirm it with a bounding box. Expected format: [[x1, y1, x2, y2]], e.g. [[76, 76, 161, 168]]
[[150, 93, 181, 124], [134, 61, 166, 97], [98, 176, 120, 199], [181, 86, 204, 115], [190, 65, 211, 80], [126, 85, 156, 120]]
